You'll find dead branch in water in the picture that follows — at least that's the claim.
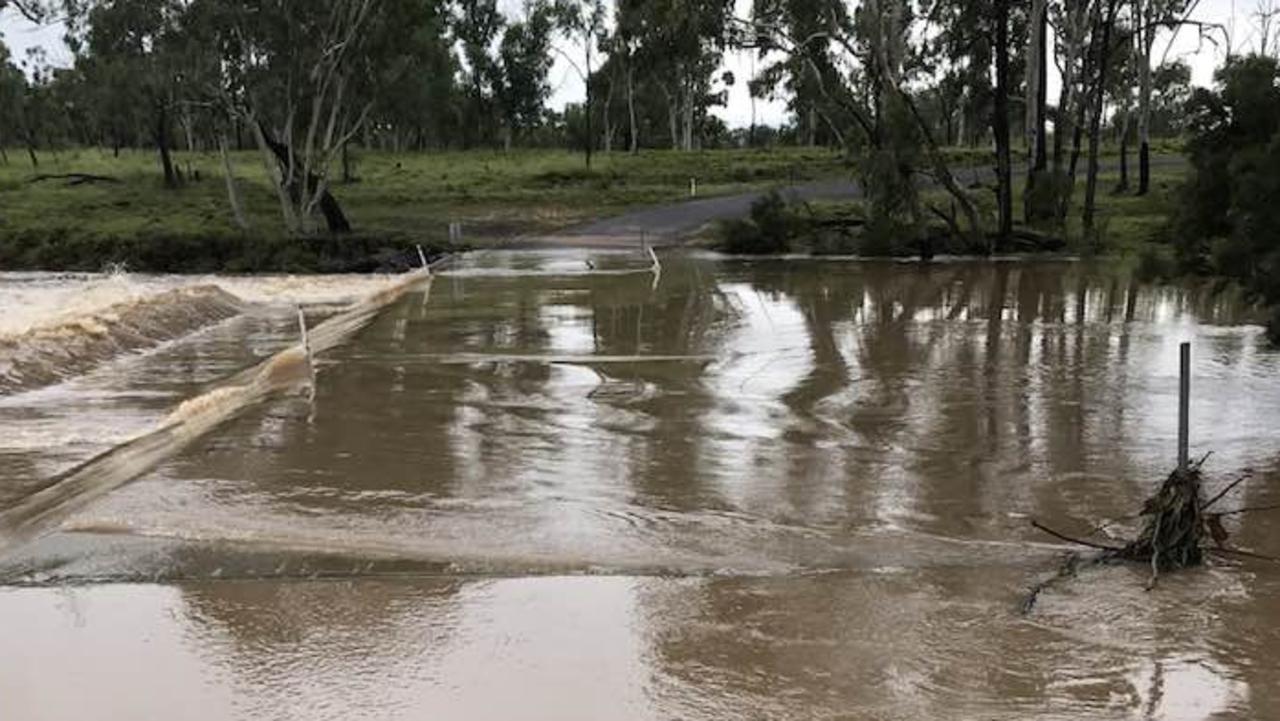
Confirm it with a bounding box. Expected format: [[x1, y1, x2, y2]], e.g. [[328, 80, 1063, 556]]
[[1029, 520, 1123, 552], [1213, 503, 1280, 517], [1203, 468, 1253, 509]]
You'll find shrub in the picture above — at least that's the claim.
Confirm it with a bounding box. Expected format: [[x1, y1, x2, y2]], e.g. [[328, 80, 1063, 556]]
[[1134, 244, 1175, 282], [1172, 55, 1280, 342], [718, 191, 801, 254]]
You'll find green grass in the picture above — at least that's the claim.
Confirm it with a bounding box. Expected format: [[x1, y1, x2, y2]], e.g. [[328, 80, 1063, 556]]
[[0, 142, 1188, 270], [0, 146, 853, 247]]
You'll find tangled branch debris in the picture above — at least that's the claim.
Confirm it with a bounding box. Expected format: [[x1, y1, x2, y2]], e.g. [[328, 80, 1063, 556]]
[[1023, 457, 1273, 612]]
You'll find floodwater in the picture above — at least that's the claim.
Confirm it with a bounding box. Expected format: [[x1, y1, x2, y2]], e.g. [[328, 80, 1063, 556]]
[[2, 251, 1279, 720]]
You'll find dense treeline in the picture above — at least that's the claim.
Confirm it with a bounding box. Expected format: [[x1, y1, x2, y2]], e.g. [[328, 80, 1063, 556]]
[[1170, 54, 1280, 342], [0, 0, 1257, 249], [0, 0, 1206, 242]]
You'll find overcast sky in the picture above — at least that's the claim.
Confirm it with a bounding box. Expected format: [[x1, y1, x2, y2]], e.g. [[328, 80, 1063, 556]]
[[2, 0, 1272, 129]]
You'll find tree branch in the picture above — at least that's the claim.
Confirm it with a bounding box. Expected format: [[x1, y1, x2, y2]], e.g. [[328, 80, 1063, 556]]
[[1031, 519, 1125, 552]]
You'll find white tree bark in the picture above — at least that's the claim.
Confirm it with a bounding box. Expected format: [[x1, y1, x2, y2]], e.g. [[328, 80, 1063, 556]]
[[218, 132, 250, 231], [1026, 0, 1047, 160]]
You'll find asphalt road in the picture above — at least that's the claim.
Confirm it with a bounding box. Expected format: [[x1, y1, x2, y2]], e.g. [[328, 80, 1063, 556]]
[[522, 154, 1186, 248]]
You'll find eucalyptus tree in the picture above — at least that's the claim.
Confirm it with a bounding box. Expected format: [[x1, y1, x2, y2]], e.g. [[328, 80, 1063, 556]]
[[453, 0, 505, 148], [1051, 0, 1092, 177], [746, 0, 983, 251], [1131, 0, 1200, 194], [611, 2, 643, 152], [67, 0, 187, 187], [749, 0, 852, 150], [1083, 0, 1123, 236], [1148, 59, 1191, 134], [0, 40, 36, 166], [362, 0, 459, 151], [551, 0, 606, 165], [1024, 0, 1049, 221], [992, 0, 1013, 241], [629, 0, 733, 151], [496, 2, 554, 151]]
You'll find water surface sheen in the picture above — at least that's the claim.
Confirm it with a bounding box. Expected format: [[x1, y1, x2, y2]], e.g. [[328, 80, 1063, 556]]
[[3, 252, 1279, 720]]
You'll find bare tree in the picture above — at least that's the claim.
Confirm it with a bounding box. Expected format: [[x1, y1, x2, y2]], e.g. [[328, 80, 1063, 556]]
[[1256, 0, 1280, 56]]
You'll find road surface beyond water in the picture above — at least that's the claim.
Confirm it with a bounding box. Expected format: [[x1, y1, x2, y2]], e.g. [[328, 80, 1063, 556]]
[[1, 250, 1278, 720], [527, 155, 1186, 247]]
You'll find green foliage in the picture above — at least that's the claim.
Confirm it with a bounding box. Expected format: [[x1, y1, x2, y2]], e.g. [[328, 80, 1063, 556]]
[[496, 3, 555, 144], [1174, 54, 1280, 339], [858, 96, 921, 256], [718, 191, 802, 254], [1134, 243, 1175, 282]]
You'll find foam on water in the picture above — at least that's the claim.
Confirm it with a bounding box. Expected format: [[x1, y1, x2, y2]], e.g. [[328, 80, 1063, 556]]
[[0, 267, 435, 555], [0, 271, 403, 338], [0, 285, 245, 394], [0, 271, 410, 396]]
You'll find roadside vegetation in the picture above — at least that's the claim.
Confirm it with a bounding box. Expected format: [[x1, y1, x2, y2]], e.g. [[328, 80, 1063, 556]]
[[715, 159, 1185, 258]]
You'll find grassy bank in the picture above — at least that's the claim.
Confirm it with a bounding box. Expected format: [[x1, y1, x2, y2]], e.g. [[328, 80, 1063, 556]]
[[0, 146, 852, 271], [0, 144, 1183, 272]]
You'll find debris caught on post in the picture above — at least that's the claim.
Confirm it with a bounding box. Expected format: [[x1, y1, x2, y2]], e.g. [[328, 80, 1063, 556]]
[[1022, 342, 1275, 612]]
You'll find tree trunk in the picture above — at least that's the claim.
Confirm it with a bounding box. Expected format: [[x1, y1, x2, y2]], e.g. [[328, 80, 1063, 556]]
[[942, 97, 954, 147], [1116, 111, 1130, 193], [255, 120, 352, 234], [681, 80, 695, 151], [627, 65, 639, 154], [251, 119, 299, 232], [218, 132, 250, 231], [1083, 0, 1121, 237], [664, 86, 679, 150], [155, 103, 179, 189], [993, 0, 1014, 248], [902, 91, 984, 251], [1137, 22, 1154, 195], [181, 108, 196, 153], [1024, 0, 1049, 223], [1068, 0, 1100, 184], [584, 44, 593, 169], [603, 77, 615, 154], [25, 131, 39, 168]]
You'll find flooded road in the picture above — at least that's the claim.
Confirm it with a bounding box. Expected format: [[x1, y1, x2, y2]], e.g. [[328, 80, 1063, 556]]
[[2, 252, 1279, 720]]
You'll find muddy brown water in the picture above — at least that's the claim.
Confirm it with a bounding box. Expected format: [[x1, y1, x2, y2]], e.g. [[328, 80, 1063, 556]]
[[2, 252, 1279, 720]]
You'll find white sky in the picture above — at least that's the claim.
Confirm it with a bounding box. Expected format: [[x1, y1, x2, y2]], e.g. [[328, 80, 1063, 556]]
[[2, 0, 1272, 129]]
